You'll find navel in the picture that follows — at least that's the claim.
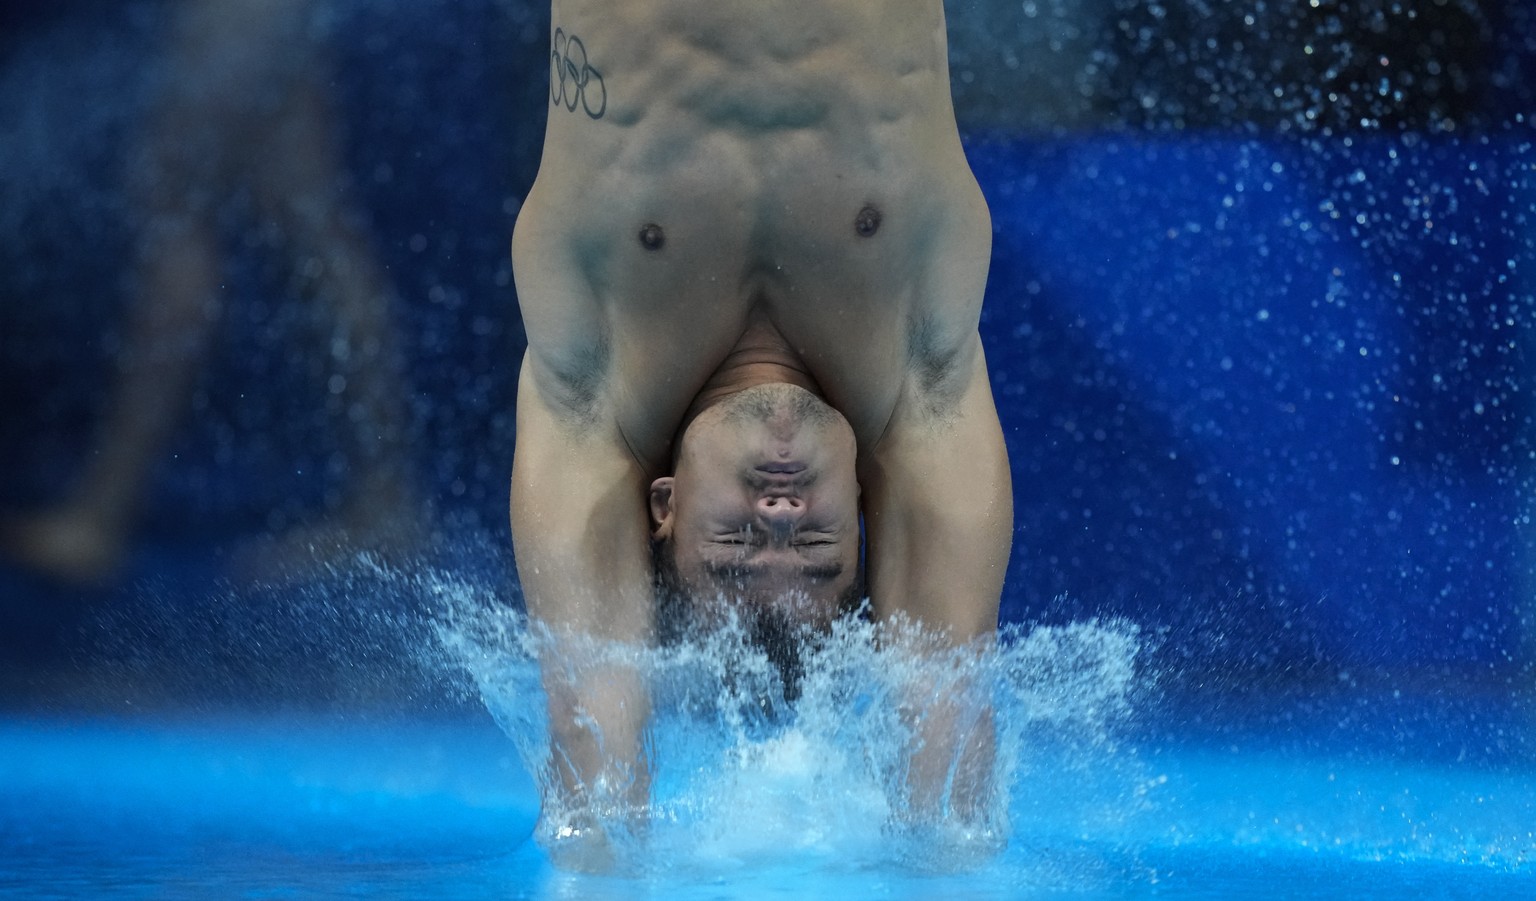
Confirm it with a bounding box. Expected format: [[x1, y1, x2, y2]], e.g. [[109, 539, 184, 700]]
[[854, 205, 882, 238], [638, 222, 666, 251]]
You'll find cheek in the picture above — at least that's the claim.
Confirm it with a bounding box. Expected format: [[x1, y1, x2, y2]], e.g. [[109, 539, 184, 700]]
[[680, 475, 753, 523], [829, 483, 862, 519]]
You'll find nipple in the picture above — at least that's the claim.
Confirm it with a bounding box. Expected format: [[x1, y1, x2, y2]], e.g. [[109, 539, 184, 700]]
[[854, 206, 882, 238], [639, 223, 666, 250]]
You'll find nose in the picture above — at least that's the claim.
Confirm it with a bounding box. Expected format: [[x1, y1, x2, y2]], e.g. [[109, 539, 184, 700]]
[[756, 493, 805, 532]]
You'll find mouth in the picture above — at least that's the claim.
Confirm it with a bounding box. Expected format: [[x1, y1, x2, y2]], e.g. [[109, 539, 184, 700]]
[[756, 462, 807, 475], [749, 462, 810, 492]]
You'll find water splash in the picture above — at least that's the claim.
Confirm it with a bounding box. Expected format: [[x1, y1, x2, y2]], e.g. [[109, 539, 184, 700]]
[[433, 590, 1144, 875], [66, 557, 1532, 889]]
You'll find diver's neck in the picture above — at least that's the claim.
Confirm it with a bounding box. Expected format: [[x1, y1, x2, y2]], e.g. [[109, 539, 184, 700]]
[[680, 314, 827, 430]]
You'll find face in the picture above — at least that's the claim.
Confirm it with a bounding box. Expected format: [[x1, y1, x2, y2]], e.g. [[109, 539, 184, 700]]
[[650, 384, 862, 629]]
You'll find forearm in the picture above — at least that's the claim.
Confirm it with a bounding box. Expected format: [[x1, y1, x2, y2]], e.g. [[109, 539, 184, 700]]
[[862, 345, 1011, 821], [905, 686, 997, 822], [511, 357, 654, 817]]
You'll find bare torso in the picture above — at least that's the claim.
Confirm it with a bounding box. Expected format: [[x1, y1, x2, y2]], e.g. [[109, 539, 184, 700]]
[[513, 0, 991, 474]]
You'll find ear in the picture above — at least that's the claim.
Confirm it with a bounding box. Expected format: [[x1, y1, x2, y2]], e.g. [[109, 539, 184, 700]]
[[649, 476, 676, 539]]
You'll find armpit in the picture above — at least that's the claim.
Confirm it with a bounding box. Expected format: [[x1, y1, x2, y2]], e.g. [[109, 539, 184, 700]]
[[903, 311, 976, 422], [528, 331, 613, 427]]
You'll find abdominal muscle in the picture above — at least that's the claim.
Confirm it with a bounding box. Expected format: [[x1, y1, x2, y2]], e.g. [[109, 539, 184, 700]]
[[515, 0, 984, 471]]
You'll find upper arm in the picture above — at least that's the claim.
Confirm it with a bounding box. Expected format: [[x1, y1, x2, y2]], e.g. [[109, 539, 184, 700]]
[[859, 185, 1008, 641], [510, 214, 654, 636], [861, 339, 1011, 641], [511, 347, 655, 624]]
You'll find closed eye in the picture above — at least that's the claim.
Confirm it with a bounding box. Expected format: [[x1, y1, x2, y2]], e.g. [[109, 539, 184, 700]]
[[791, 530, 838, 548], [713, 528, 755, 546]]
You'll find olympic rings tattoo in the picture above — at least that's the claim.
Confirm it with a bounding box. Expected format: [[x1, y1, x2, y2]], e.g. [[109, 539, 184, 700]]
[[550, 28, 607, 120]]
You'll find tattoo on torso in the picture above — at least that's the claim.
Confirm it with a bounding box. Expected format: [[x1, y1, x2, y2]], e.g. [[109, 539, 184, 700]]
[[550, 28, 606, 119]]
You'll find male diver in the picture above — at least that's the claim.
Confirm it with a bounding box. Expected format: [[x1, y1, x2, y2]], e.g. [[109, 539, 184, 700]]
[[511, 0, 1011, 857]]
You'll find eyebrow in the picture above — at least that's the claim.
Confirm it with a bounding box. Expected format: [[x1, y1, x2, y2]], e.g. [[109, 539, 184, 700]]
[[702, 560, 846, 584]]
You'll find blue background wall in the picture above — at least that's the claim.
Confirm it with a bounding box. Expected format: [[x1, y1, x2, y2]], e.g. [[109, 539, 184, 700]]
[[1, 0, 1531, 703]]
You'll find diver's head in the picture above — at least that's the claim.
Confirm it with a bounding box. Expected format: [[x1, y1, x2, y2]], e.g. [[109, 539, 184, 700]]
[[649, 383, 863, 633]]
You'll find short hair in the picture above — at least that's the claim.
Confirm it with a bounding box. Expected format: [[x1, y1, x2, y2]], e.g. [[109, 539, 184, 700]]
[[651, 536, 865, 701]]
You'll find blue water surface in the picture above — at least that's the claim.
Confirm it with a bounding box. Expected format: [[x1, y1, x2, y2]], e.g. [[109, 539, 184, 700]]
[[1, 687, 1531, 899]]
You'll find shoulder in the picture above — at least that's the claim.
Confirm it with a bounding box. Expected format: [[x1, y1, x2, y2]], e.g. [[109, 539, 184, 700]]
[[512, 191, 614, 428], [899, 177, 992, 418]]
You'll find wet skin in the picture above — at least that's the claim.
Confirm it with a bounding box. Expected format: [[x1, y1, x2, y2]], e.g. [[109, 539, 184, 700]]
[[510, 0, 1012, 853], [650, 385, 862, 627]]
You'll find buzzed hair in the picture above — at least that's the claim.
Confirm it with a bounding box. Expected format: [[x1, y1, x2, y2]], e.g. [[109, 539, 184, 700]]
[[651, 536, 865, 701]]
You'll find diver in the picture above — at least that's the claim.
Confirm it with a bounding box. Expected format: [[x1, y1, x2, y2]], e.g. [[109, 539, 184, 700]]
[[511, 0, 1011, 865]]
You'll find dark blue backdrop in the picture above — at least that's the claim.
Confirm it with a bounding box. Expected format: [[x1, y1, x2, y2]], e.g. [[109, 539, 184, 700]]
[[1, 0, 1531, 702]]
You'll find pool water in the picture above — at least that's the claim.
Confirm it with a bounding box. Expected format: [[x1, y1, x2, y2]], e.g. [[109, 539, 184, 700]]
[[2, 700, 1530, 899], [2, 599, 1531, 899]]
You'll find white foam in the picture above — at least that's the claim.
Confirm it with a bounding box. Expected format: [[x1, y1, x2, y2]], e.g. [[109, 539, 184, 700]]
[[432, 592, 1143, 874]]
